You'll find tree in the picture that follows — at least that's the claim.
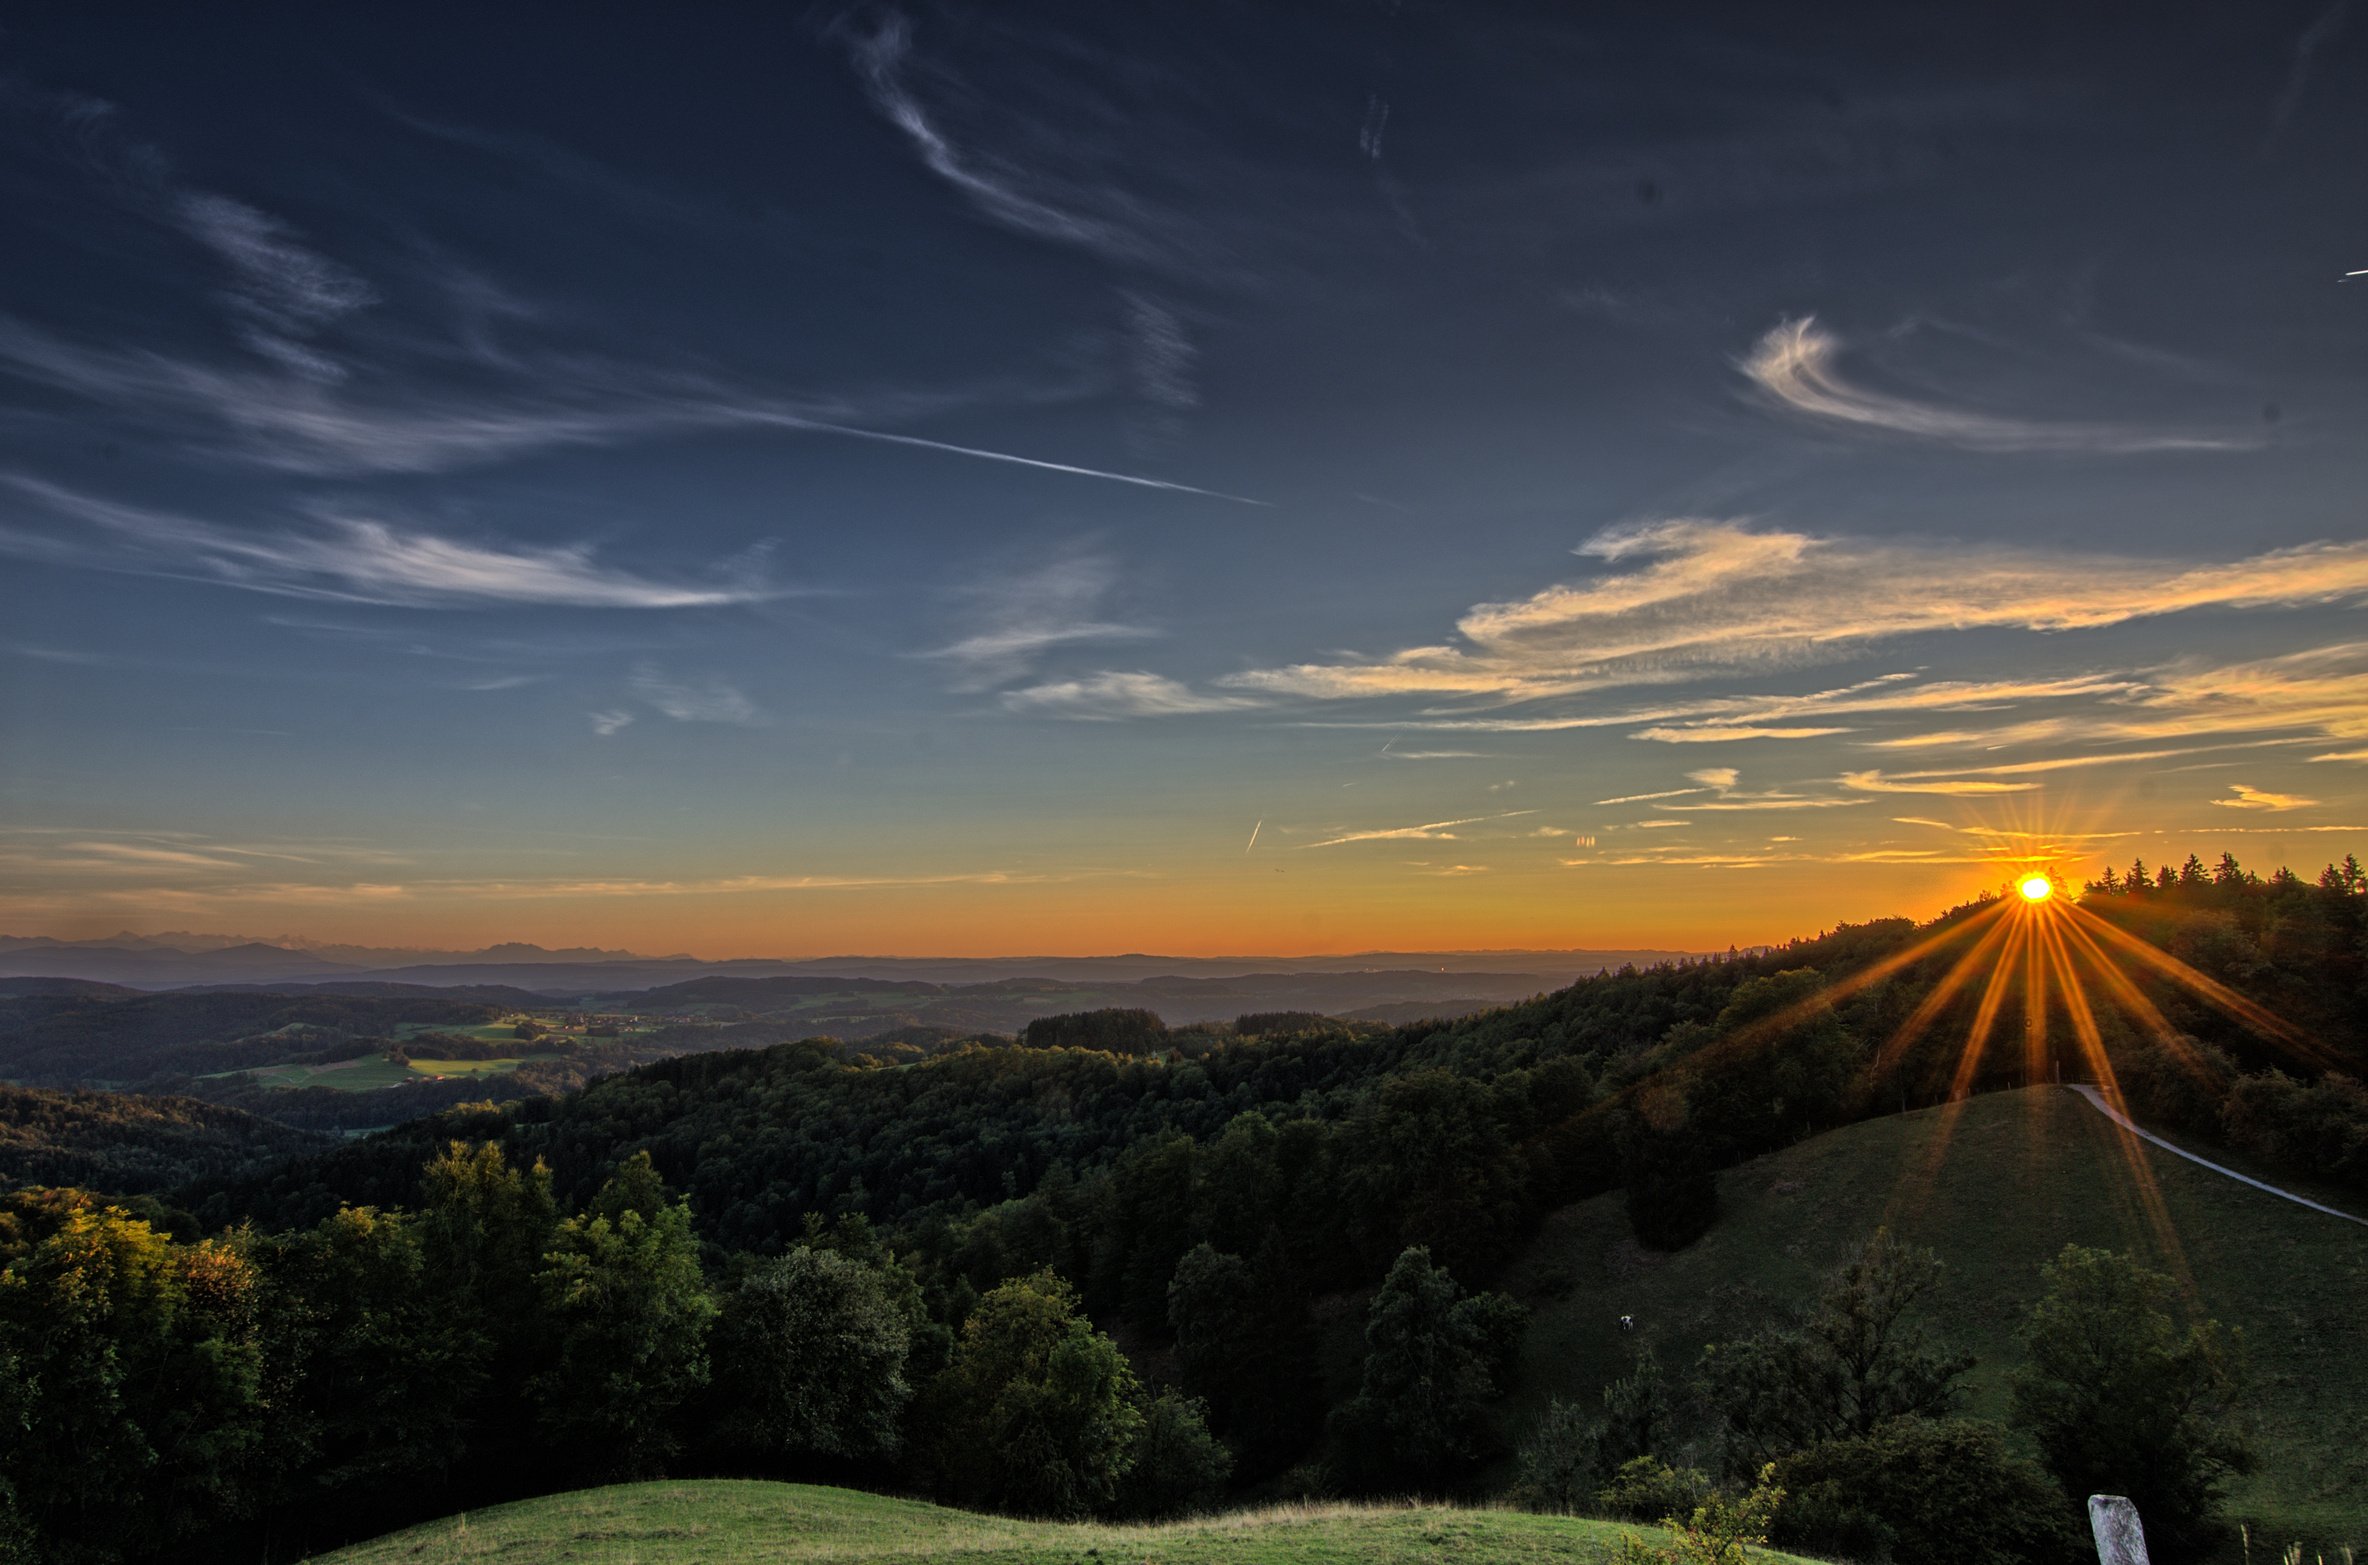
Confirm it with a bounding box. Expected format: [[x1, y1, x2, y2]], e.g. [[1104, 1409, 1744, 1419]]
[[1165, 1242, 1317, 1471], [1110, 1391, 1232, 1519], [926, 1269, 1144, 1517], [2010, 1246, 2251, 1558], [1328, 1245, 1524, 1490], [709, 1245, 912, 1467], [1512, 1398, 1598, 1512], [0, 1191, 273, 1563], [1621, 1090, 1719, 1251], [415, 1140, 559, 1465], [1595, 1342, 1679, 1477], [529, 1152, 717, 1478], [1774, 1417, 2082, 1565], [259, 1205, 471, 1509], [1700, 1229, 1971, 1471]]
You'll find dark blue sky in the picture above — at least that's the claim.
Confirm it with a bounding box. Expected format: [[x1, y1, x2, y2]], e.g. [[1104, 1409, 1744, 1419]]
[[2, 1, 2363, 955]]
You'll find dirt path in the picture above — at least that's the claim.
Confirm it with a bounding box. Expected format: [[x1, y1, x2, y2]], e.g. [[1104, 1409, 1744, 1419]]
[[2066, 1083, 2368, 1229]]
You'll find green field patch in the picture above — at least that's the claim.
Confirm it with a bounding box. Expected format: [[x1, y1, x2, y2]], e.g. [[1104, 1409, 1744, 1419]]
[[304, 1480, 1824, 1564], [229, 1052, 563, 1092], [1504, 1086, 2368, 1554]]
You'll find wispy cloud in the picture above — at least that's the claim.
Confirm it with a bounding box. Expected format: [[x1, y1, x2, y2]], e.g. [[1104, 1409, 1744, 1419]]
[[2266, 0, 2352, 146], [2213, 782, 2319, 811], [926, 546, 1157, 691], [1001, 671, 1260, 720], [1121, 289, 1197, 448], [0, 83, 1262, 502], [177, 193, 376, 381], [1633, 724, 1852, 743], [1840, 770, 2040, 796], [1740, 317, 2257, 453], [0, 477, 776, 608], [1305, 810, 1536, 848], [842, 9, 1138, 258], [628, 665, 763, 725], [589, 709, 636, 737]]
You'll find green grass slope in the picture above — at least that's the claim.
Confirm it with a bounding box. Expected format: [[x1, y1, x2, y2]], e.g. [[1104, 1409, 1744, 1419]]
[[305, 1480, 1823, 1564], [1504, 1086, 2368, 1552]]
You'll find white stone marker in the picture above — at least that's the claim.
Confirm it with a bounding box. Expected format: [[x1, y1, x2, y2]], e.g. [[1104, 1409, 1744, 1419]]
[[2089, 1495, 2150, 1565]]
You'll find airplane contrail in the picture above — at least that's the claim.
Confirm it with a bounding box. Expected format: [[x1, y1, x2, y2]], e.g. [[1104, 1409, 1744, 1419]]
[[2345, 268, 2368, 280], [746, 410, 1270, 504], [1245, 819, 1263, 853]]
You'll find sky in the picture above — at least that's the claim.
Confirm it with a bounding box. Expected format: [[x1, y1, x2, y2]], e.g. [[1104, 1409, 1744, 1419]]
[[1, 0, 2364, 958]]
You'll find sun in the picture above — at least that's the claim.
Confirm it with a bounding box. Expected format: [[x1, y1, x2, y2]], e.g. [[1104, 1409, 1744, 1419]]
[[2018, 874, 2054, 904]]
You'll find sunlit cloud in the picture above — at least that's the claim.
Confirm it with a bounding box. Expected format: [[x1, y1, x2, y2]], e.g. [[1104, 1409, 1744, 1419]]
[[1217, 520, 2365, 709], [1633, 724, 1853, 743], [1740, 316, 2257, 453], [1841, 770, 2040, 796], [2212, 782, 2319, 811], [1304, 810, 1535, 848]]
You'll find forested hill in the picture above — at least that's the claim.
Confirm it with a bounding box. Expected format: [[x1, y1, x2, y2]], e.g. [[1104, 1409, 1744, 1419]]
[[187, 858, 2367, 1289], [0, 1085, 330, 1194]]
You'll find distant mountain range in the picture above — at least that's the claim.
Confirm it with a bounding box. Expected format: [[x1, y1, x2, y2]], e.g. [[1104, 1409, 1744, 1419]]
[[0, 931, 1705, 996]]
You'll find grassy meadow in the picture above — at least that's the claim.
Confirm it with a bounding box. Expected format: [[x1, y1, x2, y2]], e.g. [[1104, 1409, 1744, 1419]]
[[303, 1480, 1824, 1564], [1503, 1085, 2368, 1553], [225, 1053, 554, 1091]]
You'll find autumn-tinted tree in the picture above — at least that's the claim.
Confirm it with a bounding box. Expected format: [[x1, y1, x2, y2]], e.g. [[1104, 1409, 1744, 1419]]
[[0, 1191, 273, 1563]]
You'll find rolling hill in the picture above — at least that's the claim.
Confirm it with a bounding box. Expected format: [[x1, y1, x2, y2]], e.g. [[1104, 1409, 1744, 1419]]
[[1500, 1085, 2368, 1553], [299, 1480, 1823, 1564]]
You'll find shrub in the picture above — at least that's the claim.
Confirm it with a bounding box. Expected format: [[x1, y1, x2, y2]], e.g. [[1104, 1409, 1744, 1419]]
[[1512, 1398, 1595, 1512], [1597, 1456, 1713, 1522], [1609, 1463, 1782, 1565], [1774, 1416, 2083, 1565]]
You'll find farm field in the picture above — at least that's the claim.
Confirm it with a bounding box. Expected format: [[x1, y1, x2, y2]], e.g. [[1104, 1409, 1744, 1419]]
[[226, 1053, 561, 1090], [303, 1480, 1824, 1564], [1502, 1086, 2368, 1555]]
